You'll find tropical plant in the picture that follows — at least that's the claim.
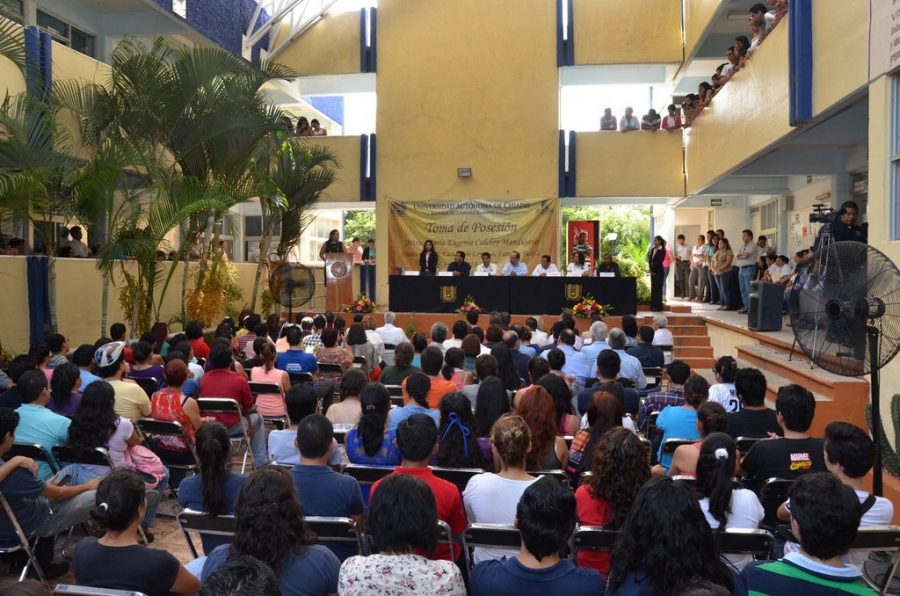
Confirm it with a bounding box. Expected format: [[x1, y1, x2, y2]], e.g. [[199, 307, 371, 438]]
[[344, 210, 376, 244]]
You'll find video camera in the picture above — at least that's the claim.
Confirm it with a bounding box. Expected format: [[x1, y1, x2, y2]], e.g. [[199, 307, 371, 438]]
[[809, 203, 839, 225]]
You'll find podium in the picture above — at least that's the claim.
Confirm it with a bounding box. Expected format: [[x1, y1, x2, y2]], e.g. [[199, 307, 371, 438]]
[[325, 253, 353, 312]]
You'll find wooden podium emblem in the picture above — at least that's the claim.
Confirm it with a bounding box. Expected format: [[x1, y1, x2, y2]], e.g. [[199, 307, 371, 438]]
[[326, 253, 353, 312], [565, 284, 582, 301], [441, 286, 457, 303]]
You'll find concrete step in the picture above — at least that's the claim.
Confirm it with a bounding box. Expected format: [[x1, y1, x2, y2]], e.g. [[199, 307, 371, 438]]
[[675, 345, 714, 358], [673, 335, 712, 347], [668, 325, 709, 336], [681, 356, 717, 370]]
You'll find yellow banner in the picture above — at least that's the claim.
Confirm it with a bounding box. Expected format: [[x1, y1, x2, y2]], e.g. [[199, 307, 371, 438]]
[[388, 198, 560, 274]]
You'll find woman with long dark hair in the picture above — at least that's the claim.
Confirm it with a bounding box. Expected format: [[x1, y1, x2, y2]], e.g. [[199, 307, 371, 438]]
[[200, 467, 341, 596], [607, 476, 741, 595], [575, 427, 650, 577], [177, 422, 247, 553], [515, 386, 568, 471], [621, 315, 639, 348], [462, 415, 536, 563], [346, 323, 377, 375], [48, 362, 82, 416], [436, 392, 484, 469], [66, 381, 169, 533], [658, 400, 728, 477], [473, 376, 510, 467], [711, 237, 735, 310], [648, 235, 666, 311], [565, 390, 624, 485], [346, 383, 401, 466], [419, 239, 437, 275], [339, 475, 465, 595], [74, 469, 199, 596], [380, 343, 419, 386], [490, 343, 522, 392], [695, 432, 763, 570], [250, 343, 290, 418]]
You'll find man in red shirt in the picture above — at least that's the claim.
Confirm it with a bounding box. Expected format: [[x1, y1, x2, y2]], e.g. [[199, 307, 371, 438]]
[[198, 344, 266, 468], [401, 346, 457, 409], [370, 413, 467, 562]]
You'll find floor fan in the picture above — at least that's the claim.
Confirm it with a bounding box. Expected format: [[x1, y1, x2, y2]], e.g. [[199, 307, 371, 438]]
[[788, 241, 900, 495], [268, 263, 316, 322]]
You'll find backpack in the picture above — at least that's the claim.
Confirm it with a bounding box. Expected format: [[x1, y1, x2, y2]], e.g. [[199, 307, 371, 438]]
[[124, 445, 166, 490]]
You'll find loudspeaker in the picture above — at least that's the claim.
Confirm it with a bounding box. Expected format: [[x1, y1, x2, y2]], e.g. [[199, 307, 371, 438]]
[[748, 281, 783, 332]]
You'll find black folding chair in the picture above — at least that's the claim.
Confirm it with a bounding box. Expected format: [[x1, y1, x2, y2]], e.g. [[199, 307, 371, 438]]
[[343, 464, 394, 487], [197, 398, 255, 474], [852, 525, 900, 593], [248, 381, 288, 430], [572, 525, 618, 562], [177, 510, 236, 559], [735, 436, 762, 456], [287, 372, 313, 385], [661, 438, 696, 458], [8, 442, 60, 475], [382, 343, 396, 367], [131, 377, 158, 398], [135, 418, 200, 477], [461, 523, 521, 571], [431, 467, 484, 492], [54, 587, 147, 596], [529, 469, 568, 485], [715, 528, 775, 560], [385, 385, 404, 408], [0, 490, 45, 580], [759, 477, 794, 528], [306, 515, 366, 556]]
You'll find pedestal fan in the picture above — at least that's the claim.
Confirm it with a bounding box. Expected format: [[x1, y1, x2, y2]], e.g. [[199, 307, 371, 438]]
[[788, 241, 900, 495], [268, 263, 316, 322]]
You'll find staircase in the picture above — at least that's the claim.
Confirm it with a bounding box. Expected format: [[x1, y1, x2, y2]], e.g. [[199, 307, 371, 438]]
[[636, 312, 716, 371]]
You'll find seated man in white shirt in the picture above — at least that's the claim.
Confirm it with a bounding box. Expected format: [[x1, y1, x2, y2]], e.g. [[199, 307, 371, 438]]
[[474, 252, 498, 276], [375, 311, 409, 345], [501, 251, 528, 277], [770, 255, 793, 285], [525, 317, 549, 347], [531, 254, 559, 277]]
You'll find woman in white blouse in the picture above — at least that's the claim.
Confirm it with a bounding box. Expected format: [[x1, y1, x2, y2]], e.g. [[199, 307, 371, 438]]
[[567, 251, 591, 277]]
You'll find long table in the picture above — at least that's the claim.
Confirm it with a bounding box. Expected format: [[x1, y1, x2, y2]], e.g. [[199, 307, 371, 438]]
[[388, 275, 637, 315]]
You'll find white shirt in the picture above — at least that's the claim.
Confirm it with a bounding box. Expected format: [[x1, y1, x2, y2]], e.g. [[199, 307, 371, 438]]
[[462, 474, 537, 564], [699, 489, 764, 571], [442, 339, 462, 351], [474, 263, 498, 276], [531, 263, 560, 276], [652, 328, 674, 346], [566, 262, 590, 277], [375, 323, 408, 345], [708, 383, 740, 412], [691, 244, 707, 265], [530, 329, 549, 346], [736, 242, 759, 267], [188, 362, 204, 384], [674, 243, 692, 262], [67, 239, 90, 258], [769, 263, 792, 281], [365, 329, 385, 361]]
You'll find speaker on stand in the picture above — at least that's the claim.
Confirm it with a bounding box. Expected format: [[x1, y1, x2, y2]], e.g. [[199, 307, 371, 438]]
[[748, 281, 784, 331]]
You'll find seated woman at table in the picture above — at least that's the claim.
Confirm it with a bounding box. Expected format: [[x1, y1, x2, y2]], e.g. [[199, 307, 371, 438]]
[[566, 252, 591, 277], [346, 383, 402, 466]]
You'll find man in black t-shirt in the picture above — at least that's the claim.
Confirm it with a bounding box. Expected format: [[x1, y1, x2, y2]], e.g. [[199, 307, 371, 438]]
[[740, 384, 826, 486], [728, 367, 783, 439]]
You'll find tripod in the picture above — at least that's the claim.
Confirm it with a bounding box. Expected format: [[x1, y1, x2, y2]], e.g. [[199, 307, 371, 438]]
[[788, 223, 835, 367]]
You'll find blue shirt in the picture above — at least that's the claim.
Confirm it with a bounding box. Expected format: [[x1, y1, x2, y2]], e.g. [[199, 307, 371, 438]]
[[14, 404, 71, 480], [0, 463, 48, 541], [655, 406, 701, 470], [471, 557, 605, 596], [276, 350, 319, 375], [289, 464, 364, 561], [346, 428, 402, 467], [387, 403, 440, 431], [78, 369, 102, 392], [177, 472, 246, 554], [502, 261, 528, 276], [542, 345, 589, 391], [609, 568, 746, 596], [202, 543, 340, 596]]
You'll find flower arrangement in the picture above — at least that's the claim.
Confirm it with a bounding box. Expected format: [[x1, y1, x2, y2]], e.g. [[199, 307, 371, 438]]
[[455, 295, 483, 315], [343, 294, 376, 313], [568, 295, 612, 319]]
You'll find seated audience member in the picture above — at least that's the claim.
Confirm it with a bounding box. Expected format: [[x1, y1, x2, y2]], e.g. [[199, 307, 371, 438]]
[[625, 326, 664, 367], [290, 414, 364, 561], [401, 346, 456, 409], [346, 323, 378, 376], [603, 328, 647, 390], [595, 252, 621, 277], [442, 321, 466, 351], [447, 251, 472, 276], [607, 477, 743, 595], [695, 433, 764, 570], [515, 386, 568, 471], [369, 414, 468, 562], [313, 328, 352, 390], [443, 347, 474, 390], [462, 354, 499, 405], [178, 422, 247, 554], [492, 343, 525, 394], [47, 362, 82, 416], [185, 321, 209, 360], [409, 333, 428, 368], [0, 407, 99, 579], [543, 330, 588, 391], [93, 342, 151, 422], [566, 391, 625, 484], [641, 108, 661, 130], [149, 359, 202, 474], [600, 107, 617, 130], [579, 350, 640, 417], [581, 321, 610, 366], [250, 343, 290, 418], [128, 341, 164, 380], [338, 474, 466, 595], [729, 367, 782, 439], [71, 345, 101, 392], [656, 401, 727, 477], [708, 355, 740, 412], [778, 422, 894, 567], [639, 359, 690, 430], [656, 375, 709, 471], [276, 326, 318, 376], [389, 372, 439, 430], [46, 333, 69, 370], [619, 106, 640, 131], [661, 104, 682, 130], [14, 370, 72, 480], [470, 477, 605, 595], [531, 254, 559, 276], [325, 368, 366, 425], [375, 311, 408, 346], [472, 376, 509, 466], [199, 555, 281, 596], [429, 322, 449, 353], [740, 384, 825, 487], [651, 315, 674, 346], [436, 392, 484, 469], [268, 384, 341, 467], [74, 469, 198, 595], [461, 334, 485, 372], [380, 342, 420, 386], [463, 415, 536, 563], [199, 344, 267, 469], [346, 383, 402, 466], [535, 374, 579, 436], [200, 467, 341, 596], [741, 473, 877, 595], [770, 254, 793, 284], [575, 428, 650, 577]]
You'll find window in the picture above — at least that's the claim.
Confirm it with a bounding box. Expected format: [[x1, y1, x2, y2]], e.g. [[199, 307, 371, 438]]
[[36, 10, 97, 58], [1, 1, 24, 23]]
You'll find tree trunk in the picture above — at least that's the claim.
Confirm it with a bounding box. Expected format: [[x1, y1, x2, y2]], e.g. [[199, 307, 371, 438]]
[[250, 233, 273, 310], [100, 271, 109, 338]]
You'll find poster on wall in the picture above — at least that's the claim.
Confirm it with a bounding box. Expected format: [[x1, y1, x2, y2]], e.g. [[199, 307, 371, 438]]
[[387, 198, 559, 275], [869, 0, 900, 80], [566, 220, 600, 271]]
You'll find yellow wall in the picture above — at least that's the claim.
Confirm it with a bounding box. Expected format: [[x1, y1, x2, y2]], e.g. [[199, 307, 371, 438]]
[[0, 257, 30, 353], [684, 20, 792, 195], [812, 0, 868, 117], [574, 0, 682, 65], [51, 41, 112, 159], [275, 11, 362, 76], [576, 131, 685, 197], [314, 136, 362, 202], [684, 0, 724, 60]]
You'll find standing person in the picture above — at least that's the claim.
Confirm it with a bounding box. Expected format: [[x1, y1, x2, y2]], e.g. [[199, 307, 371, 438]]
[[689, 234, 707, 301], [67, 226, 90, 258], [318, 229, 344, 262], [346, 237, 363, 267], [706, 232, 720, 305], [419, 240, 437, 275], [711, 236, 734, 310], [674, 234, 692, 298], [661, 104, 682, 131], [361, 238, 376, 298], [661, 239, 672, 297], [309, 119, 327, 136], [600, 108, 617, 130], [735, 229, 760, 314], [619, 107, 640, 132], [648, 236, 666, 311], [571, 232, 593, 261]]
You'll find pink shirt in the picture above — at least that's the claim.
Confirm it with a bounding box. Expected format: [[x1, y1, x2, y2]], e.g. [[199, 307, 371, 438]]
[[250, 366, 285, 417], [662, 248, 672, 268]]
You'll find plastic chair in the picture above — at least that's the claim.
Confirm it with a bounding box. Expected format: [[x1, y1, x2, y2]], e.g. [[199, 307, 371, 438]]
[[461, 523, 521, 571], [306, 515, 366, 557], [177, 510, 236, 559], [248, 381, 288, 430]]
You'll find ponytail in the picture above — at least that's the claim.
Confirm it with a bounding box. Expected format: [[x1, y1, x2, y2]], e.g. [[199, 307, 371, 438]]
[[698, 401, 728, 436], [196, 421, 232, 517], [714, 356, 738, 383], [357, 384, 391, 457], [695, 432, 736, 530], [90, 468, 145, 532]]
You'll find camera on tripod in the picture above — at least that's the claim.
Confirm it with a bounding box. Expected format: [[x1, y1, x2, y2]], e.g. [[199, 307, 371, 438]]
[[809, 203, 839, 224]]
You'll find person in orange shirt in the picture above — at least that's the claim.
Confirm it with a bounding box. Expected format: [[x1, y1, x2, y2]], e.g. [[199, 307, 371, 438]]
[[401, 346, 457, 409]]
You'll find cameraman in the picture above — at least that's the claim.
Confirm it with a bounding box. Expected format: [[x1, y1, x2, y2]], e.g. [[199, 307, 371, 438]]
[[826, 200, 866, 244]]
